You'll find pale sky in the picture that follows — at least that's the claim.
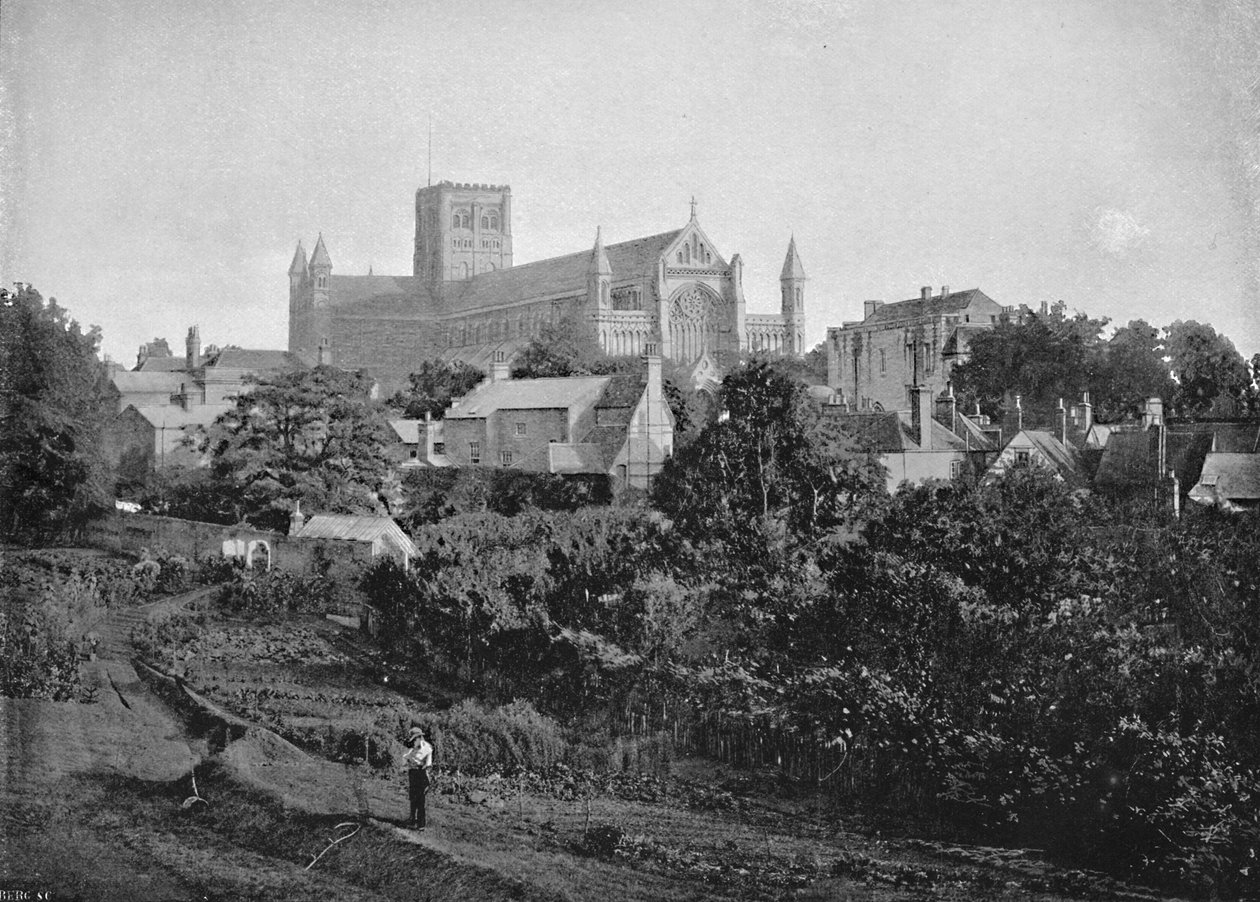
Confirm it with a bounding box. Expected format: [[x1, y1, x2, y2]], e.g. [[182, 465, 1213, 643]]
[[2, 0, 1258, 365]]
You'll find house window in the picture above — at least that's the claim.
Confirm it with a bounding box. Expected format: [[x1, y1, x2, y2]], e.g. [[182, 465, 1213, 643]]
[[515, 422, 527, 436], [409, 449, 418, 459], [433, 442, 445, 454], [950, 459, 962, 479], [1015, 449, 1031, 467], [469, 442, 481, 463], [500, 450, 513, 465]]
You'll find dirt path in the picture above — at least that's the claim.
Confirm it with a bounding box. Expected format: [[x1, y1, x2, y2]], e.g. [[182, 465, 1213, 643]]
[[0, 588, 214, 897]]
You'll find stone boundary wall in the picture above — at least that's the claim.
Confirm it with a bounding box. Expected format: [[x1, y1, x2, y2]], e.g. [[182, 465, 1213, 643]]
[[84, 511, 376, 581]]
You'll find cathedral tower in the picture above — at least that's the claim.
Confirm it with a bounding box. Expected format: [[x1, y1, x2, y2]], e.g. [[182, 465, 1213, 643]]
[[780, 236, 807, 355], [287, 240, 310, 362], [413, 181, 513, 285]]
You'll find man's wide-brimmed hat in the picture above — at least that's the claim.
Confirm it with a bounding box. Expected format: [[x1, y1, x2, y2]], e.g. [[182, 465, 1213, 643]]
[[408, 727, 425, 738]]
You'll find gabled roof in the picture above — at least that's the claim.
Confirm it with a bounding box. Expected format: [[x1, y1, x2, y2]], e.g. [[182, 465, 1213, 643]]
[[134, 355, 189, 373], [1004, 430, 1084, 482], [442, 229, 682, 312], [1190, 453, 1260, 503], [113, 370, 183, 393], [864, 289, 1001, 326], [445, 375, 612, 420], [549, 443, 608, 475], [389, 419, 424, 444], [125, 403, 231, 429], [780, 236, 806, 280], [204, 348, 306, 372], [294, 514, 418, 555], [947, 412, 999, 452]]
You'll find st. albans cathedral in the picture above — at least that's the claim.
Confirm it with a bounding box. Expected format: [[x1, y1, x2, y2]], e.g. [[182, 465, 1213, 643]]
[[287, 180, 805, 391]]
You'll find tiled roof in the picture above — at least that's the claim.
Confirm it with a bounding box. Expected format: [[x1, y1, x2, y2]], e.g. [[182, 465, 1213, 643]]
[[113, 371, 183, 392], [1190, 453, 1260, 502], [1019, 430, 1083, 476], [389, 419, 423, 444], [445, 375, 612, 420], [327, 275, 428, 310], [595, 374, 647, 414], [828, 411, 913, 452], [948, 412, 999, 452], [549, 443, 608, 475], [205, 348, 305, 372], [134, 356, 188, 373], [864, 289, 1001, 326], [127, 403, 231, 429], [441, 230, 682, 312], [293, 514, 418, 556], [1093, 430, 1156, 488]]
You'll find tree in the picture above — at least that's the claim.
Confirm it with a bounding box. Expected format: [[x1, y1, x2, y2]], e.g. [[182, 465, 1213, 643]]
[[387, 360, 485, 419], [198, 366, 394, 530], [511, 317, 620, 379], [653, 359, 884, 556], [1092, 320, 1174, 421], [1164, 320, 1251, 416], [951, 312, 1109, 426], [0, 285, 113, 541]]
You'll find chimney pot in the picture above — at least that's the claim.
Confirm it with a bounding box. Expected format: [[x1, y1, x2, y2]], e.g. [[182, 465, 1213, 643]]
[[941, 285, 949, 298], [921, 286, 932, 301]]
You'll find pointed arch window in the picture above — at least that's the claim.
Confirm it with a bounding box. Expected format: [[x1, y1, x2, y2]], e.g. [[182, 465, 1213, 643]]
[[481, 215, 489, 230], [317, 275, 327, 288], [489, 214, 499, 231]]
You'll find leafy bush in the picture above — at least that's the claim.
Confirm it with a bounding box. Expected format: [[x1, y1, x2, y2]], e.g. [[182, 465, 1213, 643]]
[[217, 570, 352, 616], [379, 699, 567, 774], [0, 606, 82, 700]]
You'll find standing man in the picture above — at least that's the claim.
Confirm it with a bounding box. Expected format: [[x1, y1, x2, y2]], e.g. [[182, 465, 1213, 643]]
[[403, 726, 433, 829]]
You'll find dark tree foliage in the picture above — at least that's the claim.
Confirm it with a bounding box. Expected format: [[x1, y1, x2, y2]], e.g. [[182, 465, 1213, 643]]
[[387, 359, 485, 419], [951, 312, 1109, 426], [653, 358, 886, 565], [1164, 320, 1252, 416], [197, 366, 393, 530], [0, 285, 113, 541], [397, 467, 610, 528], [1092, 319, 1175, 421]]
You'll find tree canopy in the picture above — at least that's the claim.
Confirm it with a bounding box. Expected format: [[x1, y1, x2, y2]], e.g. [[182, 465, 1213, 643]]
[[387, 359, 485, 419], [0, 285, 114, 540], [197, 365, 394, 530]]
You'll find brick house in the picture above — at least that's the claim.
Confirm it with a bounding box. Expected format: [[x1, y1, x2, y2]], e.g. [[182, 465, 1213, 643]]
[[441, 355, 673, 491]]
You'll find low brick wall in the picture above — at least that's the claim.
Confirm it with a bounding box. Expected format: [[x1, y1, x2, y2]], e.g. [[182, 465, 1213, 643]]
[[84, 511, 378, 581]]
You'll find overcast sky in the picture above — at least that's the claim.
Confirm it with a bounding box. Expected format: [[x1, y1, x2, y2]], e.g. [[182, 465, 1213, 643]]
[[2, 0, 1258, 366]]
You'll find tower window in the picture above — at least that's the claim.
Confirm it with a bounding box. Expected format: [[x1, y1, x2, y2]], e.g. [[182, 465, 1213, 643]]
[[451, 215, 459, 229], [879, 349, 886, 375], [481, 216, 489, 230], [490, 215, 499, 230], [317, 275, 327, 288]]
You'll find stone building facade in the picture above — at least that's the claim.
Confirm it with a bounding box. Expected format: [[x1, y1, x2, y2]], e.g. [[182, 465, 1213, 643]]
[[287, 181, 805, 392], [824, 287, 1004, 412]]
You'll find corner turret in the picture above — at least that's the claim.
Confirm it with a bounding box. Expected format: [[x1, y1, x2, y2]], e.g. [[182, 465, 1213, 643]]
[[780, 236, 806, 355], [588, 227, 612, 310], [288, 240, 308, 291]]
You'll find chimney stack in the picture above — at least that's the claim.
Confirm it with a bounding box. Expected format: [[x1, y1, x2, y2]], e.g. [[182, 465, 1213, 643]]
[[1055, 398, 1067, 446], [1080, 391, 1093, 433], [289, 500, 305, 536], [1014, 394, 1024, 433], [935, 383, 957, 434], [1143, 396, 1164, 430], [920, 286, 932, 301], [911, 385, 933, 449], [491, 349, 510, 382], [940, 285, 949, 298], [863, 300, 884, 320]]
